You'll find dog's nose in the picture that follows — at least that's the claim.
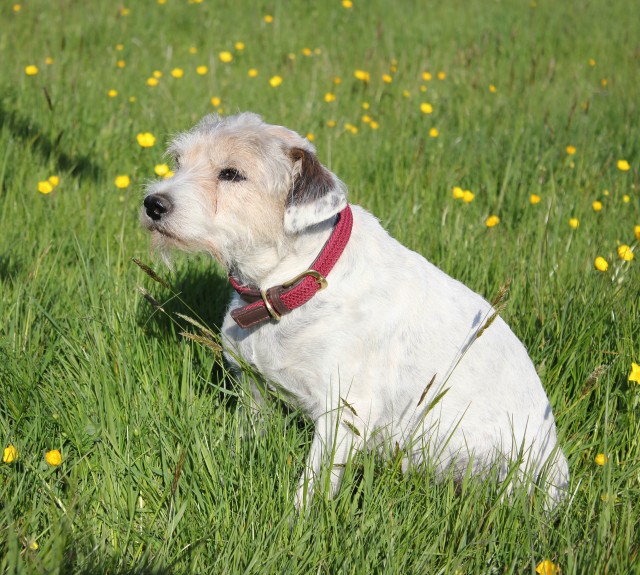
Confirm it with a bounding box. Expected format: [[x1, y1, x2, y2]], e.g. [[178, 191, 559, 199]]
[[144, 194, 172, 221]]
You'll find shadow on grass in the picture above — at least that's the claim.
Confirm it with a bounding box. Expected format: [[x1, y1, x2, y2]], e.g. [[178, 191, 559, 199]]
[[0, 96, 102, 182]]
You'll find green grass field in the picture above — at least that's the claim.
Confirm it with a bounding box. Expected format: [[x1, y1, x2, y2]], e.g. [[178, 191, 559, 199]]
[[1, 0, 639, 573]]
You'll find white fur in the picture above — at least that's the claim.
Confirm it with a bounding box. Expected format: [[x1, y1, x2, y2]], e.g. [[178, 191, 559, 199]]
[[142, 113, 569, 511]]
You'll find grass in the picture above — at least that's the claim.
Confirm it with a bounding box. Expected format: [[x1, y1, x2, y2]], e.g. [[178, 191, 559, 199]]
[[1, 0, 639, 572]]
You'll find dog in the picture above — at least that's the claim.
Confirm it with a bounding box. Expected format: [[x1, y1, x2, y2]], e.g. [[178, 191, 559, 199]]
[[141, 112, 569, 511]]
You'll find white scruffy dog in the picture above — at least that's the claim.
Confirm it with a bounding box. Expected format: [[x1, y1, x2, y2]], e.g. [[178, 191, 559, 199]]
[[141, 112, 568, 510]]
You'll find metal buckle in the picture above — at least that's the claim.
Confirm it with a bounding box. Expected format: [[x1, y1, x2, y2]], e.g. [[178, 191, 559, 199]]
[[260, 289, 282, 321], [282, 269, 328, 290]]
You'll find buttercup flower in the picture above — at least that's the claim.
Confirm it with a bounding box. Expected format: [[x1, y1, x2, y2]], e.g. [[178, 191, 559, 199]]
[[437, 71, 446, 80], [462, 191, 475, 204], [153, 70, 163, 78], [635, 225, 640, 241], [422, 72, 432, 81], [45, 449, 62, 467], [248, 68, 259, 77], [382, 74, 393, 83], [629, 362, 640, 383], [108, 89, 118, 98], [171, 68, 184, 78], [269, 75, 283, 87], [489, 84, 497, 93], [592, 200, 603, 212], [48, 176, 59, 187], [38, 181, 53, 194], [25, 65, 38, 76], [623, 194, 630, 203], [452, 186, 464, 199], [137, 132, 156, 148], [263, 14, 273, 23], [530, 194, 541, 204], [155, 164, 170, 177], [235, 41, 245, 51], [589, 58, 596, 66], [342, 0, 353, 7], [327, 120, 337, 128], [211, 96, 221, 106], [115, 175, 131, 189], [594, 256, 608, 272], [324, 92, 336, 103], [566, 145, 576, 155], [420, 102, 433, 114], [536, 560, 560, 575], [594, 453, 608, 466], [196, 65, 208, 75], [354, 69, 370, 82], [485, 215, 500, 227], [429, 128, 439, 138], [569, 218, 579, 229], [617, 160, 631, 172], [146, 77, 159, 87], [617, 244, 633, 261], [116, 60, 126, 68], [370, 121, 379, 130], [3, 444, 17, 463], [219, 51, 233, 63]]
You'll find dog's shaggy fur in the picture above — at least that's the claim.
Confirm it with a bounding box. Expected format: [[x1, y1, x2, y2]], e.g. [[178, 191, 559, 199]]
[[142, 112, 569, 510]]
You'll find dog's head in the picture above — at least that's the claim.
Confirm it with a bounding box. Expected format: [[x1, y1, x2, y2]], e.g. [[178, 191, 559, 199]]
[[141, 113, 347, 275]]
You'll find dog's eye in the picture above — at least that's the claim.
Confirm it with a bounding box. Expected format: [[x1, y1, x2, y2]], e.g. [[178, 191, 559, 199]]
[[218, 167, 245, 182]]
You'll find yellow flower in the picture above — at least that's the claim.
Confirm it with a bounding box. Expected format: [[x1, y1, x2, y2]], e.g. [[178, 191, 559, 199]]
[[345, 123, 358, 134], [115, 175, 131, 189], [263, 14, 273, 23], [116, 60, 126, 68], [235, 41, 245, 51], [342, 0, 353, 7], [108, 89, 118, 98], [163, 170, 174, 179], [196, 65, 208, 75], [248, 68, 258, 77], [485, 215, 500, 227], [569, 218, 579, 229], [305, 133, 315, 142], [592, 200, 602, 212], [594, 453, 608, 466], [529, 193, 541, 204], [45, 57, 53, 65], [333, 76, 342, 85], [3, 444, 17, 464], [489, 84, 497, 93], [402, 89, 411, 98], [210, 96, 221, 107], [420, 102, 433, 114], [629, 362, 640, 383], [302, 47, 312, 57], [136, 132, 156, 148], [45, 449, 62, 467], [146, 77, 159, 87], [13, 3, 21, 12], [28, 540, 38, 551], [25, 65, 39, 76], [623, 194, 630, 203], [422, 71, 432, 81], [327, 120, 337, 128], [361, 102, 370, 110], [429, 128, 439, 138], [382, 73, 393, 83], [171, 68, 184, 78], [452, 186, 464, 199], [370, 121, 379, 130], [635, 225, 640, 241], [617, 244, 634, 261], [588, 58, 596, 67], [354, 69, 370, 82], [129, 96, 136, 103], [154, 164, 170, 177], [324, 92, 336, 103], [536, 560, 560, 575], [116, 43, 124, 51], [219, 51, 233, 63], [153, 70, 163, 78], [601, 78, 608, 87], [437, 71, 446, 80], [462, 190, 475, 203], [362, 115, 371, 124], [48, 176, 59, 187], [566, 145, 576, 155], [119, 7, 130, 16], [269, 75, 283, 87], [617, 159, 631, 172], [594, 256, 608, 272], [38, 181, 53, 194]]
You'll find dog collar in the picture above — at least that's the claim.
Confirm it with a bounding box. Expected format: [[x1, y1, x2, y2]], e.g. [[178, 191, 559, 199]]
[[229, 205, 353, 328]]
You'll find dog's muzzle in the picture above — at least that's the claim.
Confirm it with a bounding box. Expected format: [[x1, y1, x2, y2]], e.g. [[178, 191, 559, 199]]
[[144, 194, 172, 221]]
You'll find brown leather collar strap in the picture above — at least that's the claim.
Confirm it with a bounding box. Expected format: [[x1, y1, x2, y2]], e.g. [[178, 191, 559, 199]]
[[229, 205, 353, 328]]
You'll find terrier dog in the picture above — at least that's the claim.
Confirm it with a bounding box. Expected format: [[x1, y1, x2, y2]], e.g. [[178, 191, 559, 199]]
[[141, 112, 568, 510]]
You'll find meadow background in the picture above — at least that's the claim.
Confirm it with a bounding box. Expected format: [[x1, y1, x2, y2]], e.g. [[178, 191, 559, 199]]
[[1, 0, 639, 573]]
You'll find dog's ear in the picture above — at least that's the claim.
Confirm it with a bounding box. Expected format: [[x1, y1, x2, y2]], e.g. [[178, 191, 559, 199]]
[[284, 147, 348, 234]]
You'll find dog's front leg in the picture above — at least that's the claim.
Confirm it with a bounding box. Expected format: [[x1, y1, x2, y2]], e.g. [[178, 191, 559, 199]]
[[294, 411, 362, 512]]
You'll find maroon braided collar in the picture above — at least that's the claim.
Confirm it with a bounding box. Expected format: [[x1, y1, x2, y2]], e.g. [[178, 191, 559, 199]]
[[229, 205, 353, 328]]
